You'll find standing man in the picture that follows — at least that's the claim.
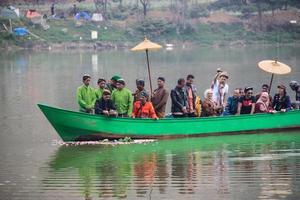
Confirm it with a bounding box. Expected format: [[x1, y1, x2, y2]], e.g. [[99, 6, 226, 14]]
[[95, 78, 106, 99], [151, 77, 169, 118], [107, 75, 121, 93], [170, 78, 188, 118], [76, 74, 96, 113], [289, 80, 300, 109], [211, 71, 229, 115], [111, 79, 133, 117], [184, 74, 197, 117], [50, 3, 55, 16], [133, 79, 147, 102]]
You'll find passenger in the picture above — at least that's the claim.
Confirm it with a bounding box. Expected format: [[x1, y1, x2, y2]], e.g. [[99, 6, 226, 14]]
[[224, 88, 240, 115], [94, 90, 117, 116], [212, 68, 223, 86], [238, 88, 245, 96], [202, 89, 217, 117], [237, 87, 256, 115], [133, 79, 148, 102], [211, 71, 229, 115], [255, 84, 272, 103], [194, 96, 202, 117], [111, 79, 133, 117], [151, 77, 169, 118], [76, 74, 96, 113], [289, 80, 300, 109], [132, 91, 158, 119], [184, 74, 197, 117], [272, 84, 292, 112], [170, 78, 188, 118], [95, 78, 106, 99], [255, 92, 272, 113], [106, 75, 121, 93]]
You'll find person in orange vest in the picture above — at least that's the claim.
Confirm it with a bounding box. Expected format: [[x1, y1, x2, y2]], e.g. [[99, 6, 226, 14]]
[[132, 91, 158, 119]]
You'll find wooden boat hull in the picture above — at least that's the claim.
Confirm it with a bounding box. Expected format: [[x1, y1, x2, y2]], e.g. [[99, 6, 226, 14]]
[[38, 104, 300, 142]]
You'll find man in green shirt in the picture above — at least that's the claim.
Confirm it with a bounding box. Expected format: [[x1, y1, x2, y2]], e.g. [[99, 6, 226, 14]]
[[95, 78, 106, 99], [107, 75, 121, 93], [111, 79, 133, 117], [76, 74, 96, 113]]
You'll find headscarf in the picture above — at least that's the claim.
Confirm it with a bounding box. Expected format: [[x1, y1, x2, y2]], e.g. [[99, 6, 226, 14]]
[[257, 92, 270, 112]]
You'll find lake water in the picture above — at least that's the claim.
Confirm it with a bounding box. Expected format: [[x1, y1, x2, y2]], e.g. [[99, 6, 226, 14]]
[[0, 45, 300, 200]]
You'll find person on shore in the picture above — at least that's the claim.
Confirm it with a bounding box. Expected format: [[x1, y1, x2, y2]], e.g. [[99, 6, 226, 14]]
[[95, 78, 106, 99], [132, 91, 158, 119], [272, 84, 292, 112], [171, 78, 188, 118], [237, 87, 256, 115], [76, 74, 96, 113], [111, 79, 133, 117], [94, 90, 117, 116], [289, 80, 300, 109], [224, 88, 240, 115], [255, 84, 272, 103], [255, 92, 272, 113], [184, 74, 197, 117], [151, 77, 169, 118], [50, 3, 55, 16], [107, 75, 121, 93], [211, 71, 229, 115], [202, 89, 217, 117], [133, 79, 147, 102]]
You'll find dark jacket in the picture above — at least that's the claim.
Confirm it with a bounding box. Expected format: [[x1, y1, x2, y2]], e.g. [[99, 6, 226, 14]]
[[272, 94, 291, 111], [184, 84, 197, 111], [171, 86, 187, 114], [94, 98, 116, 115]]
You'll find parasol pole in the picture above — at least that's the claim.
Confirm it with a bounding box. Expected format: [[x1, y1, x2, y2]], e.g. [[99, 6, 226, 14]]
[[269, 73, 274, 94], [145, 49, 153, 95]]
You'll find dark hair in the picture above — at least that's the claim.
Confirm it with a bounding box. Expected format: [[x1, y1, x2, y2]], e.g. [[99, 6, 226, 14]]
[[158, 77, 165, 82], [136, 79, 145, 86], [244, 87, 253, 93], [97, 78, 106, 84], [187, 74, 194, 80], [178, 78, 185, 85], [262, 84, 269, 89]]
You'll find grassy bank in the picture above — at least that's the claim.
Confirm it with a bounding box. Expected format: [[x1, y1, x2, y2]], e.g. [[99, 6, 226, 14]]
[[1, 2, 299, 49]]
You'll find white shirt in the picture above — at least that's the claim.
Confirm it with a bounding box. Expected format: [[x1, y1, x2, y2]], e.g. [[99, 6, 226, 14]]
[[212, 80, 228, 106]]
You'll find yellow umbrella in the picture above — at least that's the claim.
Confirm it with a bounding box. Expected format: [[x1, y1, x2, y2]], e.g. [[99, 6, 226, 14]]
[[131, 37, 162, 94], [258, 59, 291, 92]]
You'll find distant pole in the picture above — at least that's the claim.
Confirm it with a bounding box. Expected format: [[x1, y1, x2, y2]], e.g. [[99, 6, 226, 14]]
[[145, 49, 153, 95]]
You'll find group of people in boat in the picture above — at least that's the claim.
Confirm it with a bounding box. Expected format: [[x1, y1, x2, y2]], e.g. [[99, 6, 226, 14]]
[[76, 70, 300, 119]]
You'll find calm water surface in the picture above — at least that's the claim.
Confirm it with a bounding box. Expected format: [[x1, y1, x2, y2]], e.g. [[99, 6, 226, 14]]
[[0, 45, 300, 199]]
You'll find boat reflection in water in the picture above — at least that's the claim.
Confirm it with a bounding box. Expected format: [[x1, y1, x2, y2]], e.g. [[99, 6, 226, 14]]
[[43, 132, 300, 200]]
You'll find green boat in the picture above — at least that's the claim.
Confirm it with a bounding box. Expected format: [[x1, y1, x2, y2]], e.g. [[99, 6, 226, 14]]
[[38, 103, 300, 142]]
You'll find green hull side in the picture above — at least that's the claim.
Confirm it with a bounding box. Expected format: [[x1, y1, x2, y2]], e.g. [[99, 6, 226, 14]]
[[38, 104, 300, 142]]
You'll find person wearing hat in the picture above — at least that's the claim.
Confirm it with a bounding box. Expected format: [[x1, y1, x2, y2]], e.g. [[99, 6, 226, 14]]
[[151, 77, 169, 118], [133, 79, 148, 102], [289, 80, 300, 109], [272, 84, 292, 112], [237, 87, 256, 115], [95, 78, 107, 99], [94, 89, 117, 116], [132, 91, 158, 119], [106, 75, 121, 93], [211, 71, 229, 115], [76, 74, 96, 113], [111, 79, 133, 117]]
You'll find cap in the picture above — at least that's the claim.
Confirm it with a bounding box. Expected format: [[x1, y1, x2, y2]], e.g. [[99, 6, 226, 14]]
[[219, 71, 229, 79], [277, 84, 286, 89], [244, 87, 253, 93], [103, 89, 111, 95], [136, 79, 145, 86], [289, 80, 299, 87], [82, 73, 91, 81], [111, 75, 121, 81], [117, 78, 125, 85]]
